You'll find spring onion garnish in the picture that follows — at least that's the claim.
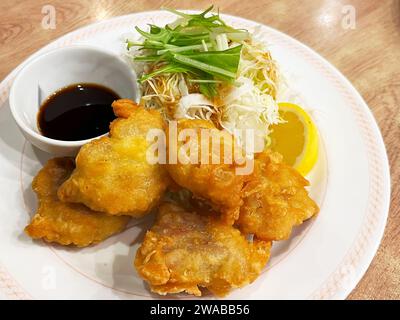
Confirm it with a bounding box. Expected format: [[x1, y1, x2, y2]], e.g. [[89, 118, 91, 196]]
[[129, 5, 249, 98]]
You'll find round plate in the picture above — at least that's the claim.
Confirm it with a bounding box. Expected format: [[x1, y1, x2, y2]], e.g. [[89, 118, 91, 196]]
[[0, 11, 390, 300]]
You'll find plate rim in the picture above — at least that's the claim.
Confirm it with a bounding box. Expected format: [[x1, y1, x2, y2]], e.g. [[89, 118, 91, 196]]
[[0, 10, 391, 300]]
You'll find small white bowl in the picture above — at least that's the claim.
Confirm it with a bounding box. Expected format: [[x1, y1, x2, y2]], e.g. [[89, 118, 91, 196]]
[[9, 45, 138, 156]]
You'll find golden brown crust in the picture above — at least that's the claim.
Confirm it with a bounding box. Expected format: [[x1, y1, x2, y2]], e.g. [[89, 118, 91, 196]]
[[135, 203, 271, 297], [237, 150, 319, 241], [111, 99, 138, 119], [58, 99, 170, 216], [166, 119, 245, 225], [25, 158, 130, 247]]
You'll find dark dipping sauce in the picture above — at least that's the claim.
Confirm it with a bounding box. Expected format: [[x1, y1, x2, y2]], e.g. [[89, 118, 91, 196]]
[[38, 83, 119, 141]]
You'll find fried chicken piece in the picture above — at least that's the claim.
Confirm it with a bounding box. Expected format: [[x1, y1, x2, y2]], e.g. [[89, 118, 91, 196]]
[[58, 99, 170, 216], [166, 119, 246, 225], [135, 203, 271, 297], [25, 158, 130, 247], [237, 150, 319, 241]]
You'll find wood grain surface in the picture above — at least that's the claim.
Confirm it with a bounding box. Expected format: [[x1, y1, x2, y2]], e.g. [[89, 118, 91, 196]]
[[0, 0, 399, 300]]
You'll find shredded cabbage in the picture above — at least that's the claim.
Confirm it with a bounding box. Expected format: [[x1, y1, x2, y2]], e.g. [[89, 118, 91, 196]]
[[140, 73, 189, 118], [220, 76, 280, 152], [175, 93, 216, 120], [127, 8, 281, 152], [238, 41, 279, 99]]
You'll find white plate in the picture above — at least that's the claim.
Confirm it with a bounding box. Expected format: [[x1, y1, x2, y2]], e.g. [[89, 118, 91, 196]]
[[0, 11, 390, 300]]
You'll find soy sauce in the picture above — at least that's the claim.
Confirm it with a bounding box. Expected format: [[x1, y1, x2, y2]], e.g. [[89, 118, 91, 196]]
[[38, 83, 119, 141]]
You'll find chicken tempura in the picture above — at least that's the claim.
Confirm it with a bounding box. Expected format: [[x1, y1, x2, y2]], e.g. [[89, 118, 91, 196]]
[[25, 158, 130, 247], [166, 119, 246, 225], [135, 203, 271, 297], [237, 150, 319, 241], [58, 99, 169, 216]]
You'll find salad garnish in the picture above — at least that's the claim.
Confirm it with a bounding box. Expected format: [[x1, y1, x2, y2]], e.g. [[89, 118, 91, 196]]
[[126, 6, 281, 150]]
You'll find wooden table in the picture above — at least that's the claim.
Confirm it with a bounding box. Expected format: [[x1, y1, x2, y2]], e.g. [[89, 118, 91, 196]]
[[0, 0, 398, 299]]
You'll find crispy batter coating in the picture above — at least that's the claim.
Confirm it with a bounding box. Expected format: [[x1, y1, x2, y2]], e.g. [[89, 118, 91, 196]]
[[135, 203, 271, 297], [58, 99, 170, 216], [25, 158, 130, 247], [166, 119, 246, 224], [237, 150, 319, 241]]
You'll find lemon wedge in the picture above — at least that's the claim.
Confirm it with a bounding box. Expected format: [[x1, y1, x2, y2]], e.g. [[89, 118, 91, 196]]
[[269, 102, 319, 176]]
